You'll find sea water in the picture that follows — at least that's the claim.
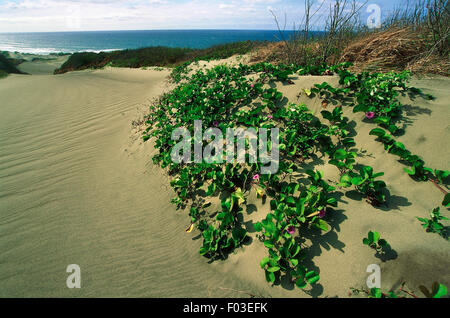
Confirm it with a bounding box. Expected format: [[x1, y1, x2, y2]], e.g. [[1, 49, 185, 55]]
[[0, 29, 300, 54]]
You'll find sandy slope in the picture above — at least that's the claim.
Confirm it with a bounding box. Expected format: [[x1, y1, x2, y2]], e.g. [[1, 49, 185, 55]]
[[0, 59, 449, 298], [6, 52, 70, 75], [0, 67, 246, 297]]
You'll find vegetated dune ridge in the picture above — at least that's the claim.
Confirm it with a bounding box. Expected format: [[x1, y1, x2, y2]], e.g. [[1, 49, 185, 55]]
[[17, 55, 70, 75], [0, 57, 448, 298]]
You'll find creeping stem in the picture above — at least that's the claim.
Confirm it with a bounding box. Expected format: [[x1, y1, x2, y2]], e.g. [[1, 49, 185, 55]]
[[430, 178, 448, 195]]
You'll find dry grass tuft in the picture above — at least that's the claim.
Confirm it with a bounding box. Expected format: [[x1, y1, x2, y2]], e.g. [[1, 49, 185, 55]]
[[340, 27, 449, 75], [250, 41, 322, 65], [249, 42, 286, 64]]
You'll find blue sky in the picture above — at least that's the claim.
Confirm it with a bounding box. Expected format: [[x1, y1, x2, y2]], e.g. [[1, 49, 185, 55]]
[[0, 0, 413, 33]]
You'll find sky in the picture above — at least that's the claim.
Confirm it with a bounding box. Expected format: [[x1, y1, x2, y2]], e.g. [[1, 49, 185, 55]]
[[0, 0, 413, 33]]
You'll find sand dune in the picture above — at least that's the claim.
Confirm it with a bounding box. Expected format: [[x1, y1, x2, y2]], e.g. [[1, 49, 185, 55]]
[[0, 68, 247, 297], [197, 74, 450, 298], [0, 61, 448, 298]]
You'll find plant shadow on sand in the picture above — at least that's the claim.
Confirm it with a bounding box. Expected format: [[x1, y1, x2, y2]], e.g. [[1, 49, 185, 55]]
[[342, 189, 412, 211], [374, 244, 399, 262], [401, 87, 436, 102], [394, 104, 433, 134]]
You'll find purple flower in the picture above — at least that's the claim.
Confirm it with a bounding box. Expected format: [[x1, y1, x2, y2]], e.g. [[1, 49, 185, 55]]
[[213, 121, 219, 127], [365, 112, 375, 120], [318, 209, 326, 218], [287, 226, 296, 235], [253, 174, 260, 180]]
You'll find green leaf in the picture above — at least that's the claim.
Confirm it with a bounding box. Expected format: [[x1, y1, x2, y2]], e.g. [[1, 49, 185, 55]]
[[388, 125, 399, 134], [435, 170, 450, 184], [368, 231, 380, 244], [351, 176, 363, 186], [314, 219, 329, 232], [432, 283, 448, 298], [339, 174, 352, 187], [267, 266, 280, 273], [393, 141, 405, 150], [291, 244, 301, 257], [265, 271, 276, 283], [260, 257, 270, 269], [262, 219, 276, 234], [374, 116, 390, 125], [443, 193, 450, 207], [321, 110, 333, 121], [295, 279, 307, 289], [232, 228, 247, 244], [206, 183, 216, 196], [296, 199, 306, 216], [372, 172, 385, 178], [288, 145, 297, 156], [342, 138, 356, 148], [369, 128, 387, 137], [334, 149, 347, 160], [305, 271, 320, 284], [327, 197, 338, 207], [360, 165, 373, 177], [264, 241, 275, 248], [370, 288, 382, 298], [290, 259, 299, 267], [416, 217, 427, 223], [286, 196, 296, 205], [270, 199, 278, 211]]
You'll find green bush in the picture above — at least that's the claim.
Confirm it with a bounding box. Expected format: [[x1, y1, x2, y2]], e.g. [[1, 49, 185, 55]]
[[0, 54, 24, 75], [55, 41, 264, 74]]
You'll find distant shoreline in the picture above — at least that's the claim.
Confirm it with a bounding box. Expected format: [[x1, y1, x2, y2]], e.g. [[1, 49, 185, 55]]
[[0, 29, 327, 55], [0, 28, 311, 34]]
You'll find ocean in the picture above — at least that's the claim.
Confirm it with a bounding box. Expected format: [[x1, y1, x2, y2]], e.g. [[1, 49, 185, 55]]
[[0, 30, 295, 55]]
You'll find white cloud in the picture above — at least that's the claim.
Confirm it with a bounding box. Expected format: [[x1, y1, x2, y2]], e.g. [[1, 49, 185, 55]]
[[148, 0, 168, 4], [0, 0, 292, 32], [244, 0, 281, 3], [219, 4, 235, 9], [0, 0, 377, 32]]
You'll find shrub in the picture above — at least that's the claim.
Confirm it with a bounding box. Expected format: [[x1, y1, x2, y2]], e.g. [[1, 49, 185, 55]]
[[55, 41, 264, 74], [0, 54, 24, 75]]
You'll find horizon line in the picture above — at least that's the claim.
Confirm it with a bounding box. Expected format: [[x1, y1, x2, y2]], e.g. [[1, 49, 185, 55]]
[[0, 28, 327, 34]]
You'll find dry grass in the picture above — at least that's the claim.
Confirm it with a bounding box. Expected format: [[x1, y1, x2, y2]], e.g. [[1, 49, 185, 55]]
[[250, 41, 322, 65], [249, 42, 286, 64], [340, 27, 449, 75], [251, 27, 449, 76], [407, 54, 450, 76]]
